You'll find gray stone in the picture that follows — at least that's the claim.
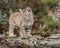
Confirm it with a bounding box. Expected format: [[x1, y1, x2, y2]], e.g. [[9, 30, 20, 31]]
[[48, 34, 60, 39]]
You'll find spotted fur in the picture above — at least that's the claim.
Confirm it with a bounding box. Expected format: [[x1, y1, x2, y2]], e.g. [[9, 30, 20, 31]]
[[8, 7, 34, 37], [8, 9, 26, 37]]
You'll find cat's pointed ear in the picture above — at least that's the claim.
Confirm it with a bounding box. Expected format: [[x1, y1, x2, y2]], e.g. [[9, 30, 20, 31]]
[[9, 9, 13, 14], [19, 9, 23, 15], [26, 7, 31, 9], [26, 7, 32, 12]]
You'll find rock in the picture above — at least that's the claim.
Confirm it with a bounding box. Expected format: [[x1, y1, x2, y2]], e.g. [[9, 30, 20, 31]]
[[32, 35, 42, 40], [1, 34, 60, 48], [48, 34, 60, 39]]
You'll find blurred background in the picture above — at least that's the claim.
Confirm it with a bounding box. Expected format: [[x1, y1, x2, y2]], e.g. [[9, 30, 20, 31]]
[[0, 0, 60, 37]]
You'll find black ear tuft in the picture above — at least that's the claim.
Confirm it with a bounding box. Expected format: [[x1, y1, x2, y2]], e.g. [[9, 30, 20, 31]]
[[28, 9, 30, 12], [26, 7, 31, 12]]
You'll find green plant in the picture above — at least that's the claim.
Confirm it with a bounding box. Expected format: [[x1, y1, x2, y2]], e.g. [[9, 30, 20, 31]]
[[41, 0, 59, 6], [39, 27, 48, 37], [38, 11, 58, 29], [38, 11, 58, 37]]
